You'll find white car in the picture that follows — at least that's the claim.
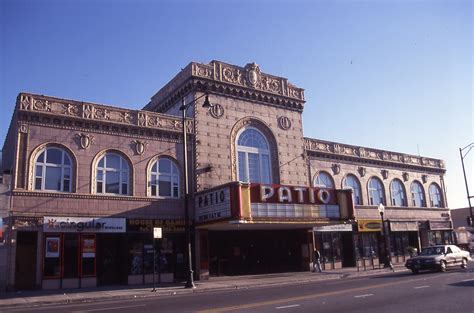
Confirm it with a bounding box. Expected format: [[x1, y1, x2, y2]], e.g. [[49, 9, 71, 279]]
[[405, 245, 471, 274]]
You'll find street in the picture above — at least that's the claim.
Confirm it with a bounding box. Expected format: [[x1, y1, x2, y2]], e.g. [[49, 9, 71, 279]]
[[1, 267, 473, 313]]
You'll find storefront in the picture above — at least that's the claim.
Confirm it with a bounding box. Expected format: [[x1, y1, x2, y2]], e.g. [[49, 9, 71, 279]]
[[42, 216, 126, 289], [388, 221, 419, 264], [313, 224, 355, 269], [126, 219, 188, 284], [355, 220, 382, 269]]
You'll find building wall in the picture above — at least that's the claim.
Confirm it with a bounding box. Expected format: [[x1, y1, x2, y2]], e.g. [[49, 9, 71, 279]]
[[195, 93, 307, 190]]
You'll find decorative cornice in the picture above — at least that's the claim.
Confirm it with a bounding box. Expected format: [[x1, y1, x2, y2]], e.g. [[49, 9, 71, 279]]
[[145, 61, 305, 113], [11, 190, 179, 203], [304, 137, 445, 173], [16, 93, 194, 135]]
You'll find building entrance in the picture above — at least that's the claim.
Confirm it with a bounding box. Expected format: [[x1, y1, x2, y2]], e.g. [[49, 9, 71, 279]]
[[208, 229, 306, 276], [15, 231, 38, 290], [97, 234, 128, 285]]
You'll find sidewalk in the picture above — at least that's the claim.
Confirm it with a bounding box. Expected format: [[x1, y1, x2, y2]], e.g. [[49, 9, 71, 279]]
[[0, 265, 407, 309]]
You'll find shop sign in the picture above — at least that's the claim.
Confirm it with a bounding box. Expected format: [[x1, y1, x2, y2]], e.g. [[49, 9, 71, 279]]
[[390, 221, 419, 232], [13, 216, 43, 229], [429, 221, 452, 230], [358, 220, 382, 232], [127, 219, 190, 233], [250, 184, 337, 205], [313, 224, 353, 232], [195, 187, 231, 222], [43, 217, 126, 233]]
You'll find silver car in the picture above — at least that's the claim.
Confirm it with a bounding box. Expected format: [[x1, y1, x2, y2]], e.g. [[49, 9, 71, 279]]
[[405, 245, 471, 274]]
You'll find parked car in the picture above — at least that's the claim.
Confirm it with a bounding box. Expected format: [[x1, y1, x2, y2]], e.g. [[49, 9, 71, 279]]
[[405, 245, 471, 274]]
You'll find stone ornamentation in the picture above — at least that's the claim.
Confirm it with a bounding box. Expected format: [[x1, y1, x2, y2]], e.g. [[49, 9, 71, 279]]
[[278, 116, 291, 130], [402, 172, 409, 182], [422, 175, 428, 183], [209, 103, 224, 119], [332, 164, 341, 175], [381, 169, 389, 179], [358, 166, 366, 177], [76, 133, 95, 149], [132, 140, 148, 155]]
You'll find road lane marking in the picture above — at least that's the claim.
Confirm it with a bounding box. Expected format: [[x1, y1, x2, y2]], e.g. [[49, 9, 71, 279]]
[[72, 304, 146, 312], [413, 285, 430, 289], [276, 304, 300, 309], [196, 275, 443, 313], [354, 294, 373, 298]]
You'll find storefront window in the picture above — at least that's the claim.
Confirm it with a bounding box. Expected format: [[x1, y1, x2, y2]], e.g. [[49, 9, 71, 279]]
[[332, 233, 342, 262], [44, 236, 61, 278], [358, 233, 379, 258], [81, 234, 96, 276]]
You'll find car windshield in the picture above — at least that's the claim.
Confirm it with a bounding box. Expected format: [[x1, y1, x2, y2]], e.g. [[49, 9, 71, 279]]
[[420, 247, 445, 256]]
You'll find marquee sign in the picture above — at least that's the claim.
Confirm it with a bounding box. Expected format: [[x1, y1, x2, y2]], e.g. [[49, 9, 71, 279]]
[[195, 186, 232, 222], [249, 184, 340, 219]]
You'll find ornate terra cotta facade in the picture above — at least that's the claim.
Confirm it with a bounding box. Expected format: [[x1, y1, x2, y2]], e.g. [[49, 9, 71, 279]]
[[1, 60, 452, 291]]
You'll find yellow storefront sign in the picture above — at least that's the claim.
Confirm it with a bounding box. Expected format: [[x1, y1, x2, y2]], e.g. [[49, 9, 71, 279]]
[[358, 219, 382, 232]]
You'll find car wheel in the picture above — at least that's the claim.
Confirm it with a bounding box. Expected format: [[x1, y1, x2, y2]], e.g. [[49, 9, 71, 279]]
[[411, 269, 419, 274], [440, 260, 447, 272], [461, 258, 468, 269]]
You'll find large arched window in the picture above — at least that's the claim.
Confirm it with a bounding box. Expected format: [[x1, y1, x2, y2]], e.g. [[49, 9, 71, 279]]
[[34, 147, 72, 192], [390, 179, 407, 206], [343, 174, 361, 205], [429, 183, 442, 207], [96, 153, 130, 195], [368, 177, 385, 206], [236, 127, 272, 183], [150, 158, 180, 198], [314, 171, 334, 188], [411, 181, 426, 207]]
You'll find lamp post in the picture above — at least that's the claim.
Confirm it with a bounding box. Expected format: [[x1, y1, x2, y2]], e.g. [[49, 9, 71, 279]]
[[179, 92, 211, 289], [378, 203, 394, 271], [460, 143, 474, 226]]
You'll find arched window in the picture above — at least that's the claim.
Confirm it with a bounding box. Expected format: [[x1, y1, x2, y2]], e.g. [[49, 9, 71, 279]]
[[236, 128, 272, 183], [429, 183, 442, 207], [34, 147, 72, 192], [343, 174, 361, 205], [150, 158, 180, 198], [390, 179, 407, 206], [411, 181, 426, 207], [368, 177, 385, 206], [314, 171, 334, 188], [96, 153, 130, 195]]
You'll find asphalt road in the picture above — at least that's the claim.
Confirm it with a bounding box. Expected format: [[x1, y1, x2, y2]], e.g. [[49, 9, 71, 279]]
[[3, 267, 473, 313]]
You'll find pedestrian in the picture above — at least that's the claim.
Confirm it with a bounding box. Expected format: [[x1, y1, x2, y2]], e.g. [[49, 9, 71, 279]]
[[312, 249, 322, 273]]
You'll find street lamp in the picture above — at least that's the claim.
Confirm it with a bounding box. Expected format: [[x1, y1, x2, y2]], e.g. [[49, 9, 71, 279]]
[[378, 203, 394, 271], [460, 143, 474, 226], [179, 92, 211, 289]]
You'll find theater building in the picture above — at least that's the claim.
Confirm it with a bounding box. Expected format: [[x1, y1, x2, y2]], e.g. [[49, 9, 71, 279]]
[[0, 60, 452, 290]]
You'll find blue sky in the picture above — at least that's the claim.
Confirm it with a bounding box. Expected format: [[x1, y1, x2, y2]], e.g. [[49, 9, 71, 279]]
[[1, 0, 472, 209]]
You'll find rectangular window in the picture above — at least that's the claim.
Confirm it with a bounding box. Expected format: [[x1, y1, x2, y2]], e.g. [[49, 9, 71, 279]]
[[158, 175, 172, 197], [248, 153, 260, 182], [81, 234, 96, 276], [151, 185, 157, 196], [105, 171, 120, 194], [45, 166, 61, 190], [238, 152, 247, 182], [44, 236, 61, 278]]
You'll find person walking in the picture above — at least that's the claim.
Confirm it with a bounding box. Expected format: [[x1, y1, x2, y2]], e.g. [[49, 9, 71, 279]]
[[312, 249, 322, 273]]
